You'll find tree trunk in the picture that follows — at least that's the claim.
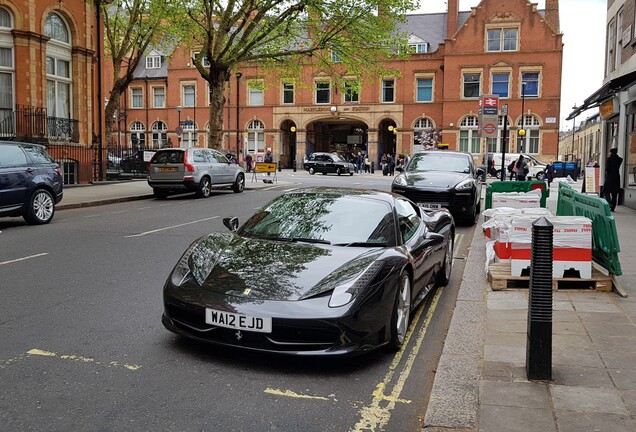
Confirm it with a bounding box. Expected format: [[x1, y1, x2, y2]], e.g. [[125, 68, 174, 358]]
[[207, 67, 230, 150], [104, 86, 123, 148]]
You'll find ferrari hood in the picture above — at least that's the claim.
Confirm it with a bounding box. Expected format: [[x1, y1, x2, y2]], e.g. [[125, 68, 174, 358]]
[[189, 233, 384, 301], [402, 171, 470, 189]]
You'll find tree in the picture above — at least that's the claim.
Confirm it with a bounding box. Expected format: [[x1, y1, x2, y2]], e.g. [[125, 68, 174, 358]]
[[170, 0, 416, 150], [101, 0, 174, 147]]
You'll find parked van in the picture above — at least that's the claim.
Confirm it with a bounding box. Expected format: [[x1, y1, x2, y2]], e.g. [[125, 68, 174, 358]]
[[489, 153, 547, 180]]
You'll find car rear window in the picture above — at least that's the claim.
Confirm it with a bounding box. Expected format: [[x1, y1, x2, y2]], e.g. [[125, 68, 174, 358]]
[[22, 145, 54, 164], [152, 150, 184, 164]]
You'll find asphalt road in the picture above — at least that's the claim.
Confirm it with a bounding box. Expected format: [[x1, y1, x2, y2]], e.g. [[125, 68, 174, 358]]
[[0, 172, 476, 432]]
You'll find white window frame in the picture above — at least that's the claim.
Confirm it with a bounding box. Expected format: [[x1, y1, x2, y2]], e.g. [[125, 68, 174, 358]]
[[491, 71, 510, 98], [192, 51, 210, 67], [182, 83, 195, 107], [520, 70, 541, 98], [182, 122, 198, 147], [45, 12, 72, 120], [382, 79, 395, 103], [459, 115, 480, 154], [247, 119, 265, 153], [282, 82, 294, 105], [146, 55, 161, 69], [151, 121, 168, 148], [248, 81, 264, 106], [130, 87, 143, 109], [462, 71, 481, 99], [0, 6, 14, 125], [517, 114, 541, 154], [486, 27, 518, 52], [415, 77, 433, 103], [152, 86, 165, 108], [486, 116, 510, 153], [409, 43, 428, 53], [343, 80, 359, 103], [130, 121, 146, 149], [315, 81, 331, 104]]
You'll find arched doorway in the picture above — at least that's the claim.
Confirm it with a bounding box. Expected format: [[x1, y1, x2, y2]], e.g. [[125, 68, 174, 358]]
[[378, 119, 397, 165], [305, 118, 368, 162], [280, 120, 297, 169]]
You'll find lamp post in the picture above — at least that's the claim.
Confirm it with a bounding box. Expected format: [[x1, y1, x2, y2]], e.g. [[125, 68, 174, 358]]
[[235, 71, 242, 159], [519, 82, 526, 153], [176, 105, 182, 146], [571, 104, 578, 161], [290, 126, 297, 172]]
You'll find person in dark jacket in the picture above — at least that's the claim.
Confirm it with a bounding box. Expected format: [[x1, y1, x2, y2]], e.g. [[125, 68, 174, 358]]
[[604, 148, 623, 211], [544, 160, 555, 186], [514, 155, 529, 181]]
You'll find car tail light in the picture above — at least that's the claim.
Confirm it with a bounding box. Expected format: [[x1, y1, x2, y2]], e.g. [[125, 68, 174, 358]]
[[55, 166, 61, 175], [184, 149, 195, 173], [145, 162, 151, 172]]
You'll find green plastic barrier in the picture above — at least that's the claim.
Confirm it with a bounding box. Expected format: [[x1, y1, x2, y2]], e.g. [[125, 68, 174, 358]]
[[556, 182, 622, 276], [485, 180, 550, 209]]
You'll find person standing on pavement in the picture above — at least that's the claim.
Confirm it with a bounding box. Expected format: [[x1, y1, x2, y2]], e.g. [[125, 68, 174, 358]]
[[264, 149, 273, 176], [364, 154, 370, 173], [245, 153, 253, 173], [388, 154, 395, 176], [544, 160, 554, 186], [604, 147, 623, 211], [514, 154, 528, 181]]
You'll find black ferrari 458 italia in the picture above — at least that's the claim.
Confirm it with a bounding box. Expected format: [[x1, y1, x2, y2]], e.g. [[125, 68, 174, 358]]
[[162, 187, 455, 356]]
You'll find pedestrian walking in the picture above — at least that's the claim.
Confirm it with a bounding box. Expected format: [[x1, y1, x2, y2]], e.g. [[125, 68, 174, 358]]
[[543, 160, 554, 186], [604, 147, 623, 211], [514, 155, 528, 181], [388, 154, 395, 176], [364, 155, 370, 173], [245, 153, 253, 173]]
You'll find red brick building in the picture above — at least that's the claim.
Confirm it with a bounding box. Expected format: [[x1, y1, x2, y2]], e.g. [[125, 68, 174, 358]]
[[0, 0, 102, 183], [112, 0, 562, 171]]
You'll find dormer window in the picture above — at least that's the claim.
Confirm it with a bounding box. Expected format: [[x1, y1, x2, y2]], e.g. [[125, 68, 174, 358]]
[[146, 55, 161, 69], [487, 27, 518, 52], [409, 43, 428, 54]]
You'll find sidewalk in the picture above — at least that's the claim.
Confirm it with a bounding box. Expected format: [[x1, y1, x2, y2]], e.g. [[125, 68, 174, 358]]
[[423, 180, 636, 431]]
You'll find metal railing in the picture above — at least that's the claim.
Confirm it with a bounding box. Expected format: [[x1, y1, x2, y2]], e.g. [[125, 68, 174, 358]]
[[0, 105, 79, 143]]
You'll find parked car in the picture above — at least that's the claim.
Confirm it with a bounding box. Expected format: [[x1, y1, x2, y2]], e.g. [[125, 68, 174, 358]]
[[391, 151, 484, 225], [161, 187, 455, 356], [0, 141, 63, 224], [147, 147, 245, 199], [303, 152, 355, 176], [120, 150, 155, 174]]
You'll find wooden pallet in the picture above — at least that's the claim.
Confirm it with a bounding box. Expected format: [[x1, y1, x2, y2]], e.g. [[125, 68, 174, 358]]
[[488, 262, 613, 292]]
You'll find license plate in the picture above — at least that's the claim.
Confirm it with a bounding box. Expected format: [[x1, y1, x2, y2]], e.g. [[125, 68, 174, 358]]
[[205, 308, 272, 333], [159, 167, 177, 172], [420, 203, 442, 209]]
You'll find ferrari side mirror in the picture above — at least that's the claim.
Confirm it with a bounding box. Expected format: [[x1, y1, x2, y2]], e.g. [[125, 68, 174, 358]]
[[223, 217, 239, 232]]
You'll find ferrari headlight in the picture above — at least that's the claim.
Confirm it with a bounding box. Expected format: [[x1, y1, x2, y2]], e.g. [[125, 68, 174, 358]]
[[170, 235, 222, 287], [455, 179, 473, 191], [392, 174, 407, 187], [171, 246, 196, 287], [329, 261, 383, 308]]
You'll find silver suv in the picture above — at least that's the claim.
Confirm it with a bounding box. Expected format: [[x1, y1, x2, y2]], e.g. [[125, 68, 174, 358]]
[[147, 148, 245, 199]]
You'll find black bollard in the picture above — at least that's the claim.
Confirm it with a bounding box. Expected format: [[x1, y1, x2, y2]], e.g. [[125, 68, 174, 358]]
[[371, 161, 375, 174], [293, 160, 297, 172], [526, 217, 553, 381]]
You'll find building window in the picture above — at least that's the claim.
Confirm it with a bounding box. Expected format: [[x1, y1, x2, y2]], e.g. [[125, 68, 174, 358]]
[[248, 82, 264, 106], [409, 43, 428, 53], [247, 119, 265, 153], [316, 81, 330, 104], [45, 12, 72, 120], [182, 122, 198, 147], [183, 84, 195, 107], [517, 114, 541, 153], [459, 115, 480, 153], [282, 83, 294, 104], [192, 52, 210, 67], [130, 121, 145, 150], [331, 50, 341, 63], [521, 72, 539, 97], [486, 116, 510, 153], [617, 10, 623, 67], [131, 88, 143, 108], [151, 121, 168, 148], [607, 19, 616, 74], [382, 79, 395, 103], [463, 73, 480, 98], [416, 78, 433, 102], [0, 8, 14, 134], [413, 117, 439, 152], [492, 73, 509, 98], [153, 87, 165, 108], [344, 80, 359, 103], [487, 28, 518, 52], [146, 55, 161, 69]]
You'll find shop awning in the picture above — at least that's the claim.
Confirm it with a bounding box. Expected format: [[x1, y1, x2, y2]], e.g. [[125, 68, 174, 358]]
[[566, 70, 636, 120]]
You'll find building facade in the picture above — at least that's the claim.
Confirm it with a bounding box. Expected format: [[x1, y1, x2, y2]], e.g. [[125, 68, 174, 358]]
[[570, 0, 636, 209], [558, 113, 602, 166], [110, 0, 562, 174], [0, 0, 102, 183]]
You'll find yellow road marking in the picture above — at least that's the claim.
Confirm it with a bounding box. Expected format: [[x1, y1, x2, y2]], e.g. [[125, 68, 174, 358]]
[[351, 287, 444, 432], [26, 348, 142, 371], [264, 388, 329, 400]]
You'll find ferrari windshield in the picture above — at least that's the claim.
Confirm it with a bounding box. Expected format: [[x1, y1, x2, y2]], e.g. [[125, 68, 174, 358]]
[[239, 192, 396, 246], [407, 153, 471, 174]]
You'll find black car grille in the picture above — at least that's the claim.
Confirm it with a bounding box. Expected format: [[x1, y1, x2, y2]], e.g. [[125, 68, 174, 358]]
[[167, 303, 342, 352], [400, 190, 454, 204]]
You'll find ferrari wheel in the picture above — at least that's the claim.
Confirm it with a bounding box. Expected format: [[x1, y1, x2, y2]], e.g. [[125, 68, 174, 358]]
[[389, 272, 411, 350], [437, 234, 454, 285]]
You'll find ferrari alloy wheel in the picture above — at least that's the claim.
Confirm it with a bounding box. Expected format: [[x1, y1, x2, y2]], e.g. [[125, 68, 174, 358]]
[[23, 189, 55, 225], [389, 272, 411, 350], [437, 234, 454, 285], [309, 167, 315, 175], [196, 177, 212, 198]]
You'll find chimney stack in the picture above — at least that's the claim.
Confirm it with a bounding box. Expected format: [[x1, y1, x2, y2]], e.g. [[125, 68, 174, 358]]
[[544, 0, 560, 32], [447, 0, 459, 40]]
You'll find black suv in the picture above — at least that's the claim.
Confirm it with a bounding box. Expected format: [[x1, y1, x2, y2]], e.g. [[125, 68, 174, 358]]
[[0, 141, 63, 224]]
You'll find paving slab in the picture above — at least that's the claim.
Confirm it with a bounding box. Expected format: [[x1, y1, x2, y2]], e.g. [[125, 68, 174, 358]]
[[478, 405, 556, 432], [550, 385, 629, 414], [555, 411, 636, 432], [480, 381, 549, 408]]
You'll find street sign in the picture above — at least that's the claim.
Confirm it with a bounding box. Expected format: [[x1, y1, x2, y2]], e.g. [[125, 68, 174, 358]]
[[175, 126, 183, 136], [483, 122, 497, 137]]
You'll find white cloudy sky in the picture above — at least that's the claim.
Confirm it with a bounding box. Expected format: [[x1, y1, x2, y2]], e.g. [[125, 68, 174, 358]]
[[413, 0, 607, 130]]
